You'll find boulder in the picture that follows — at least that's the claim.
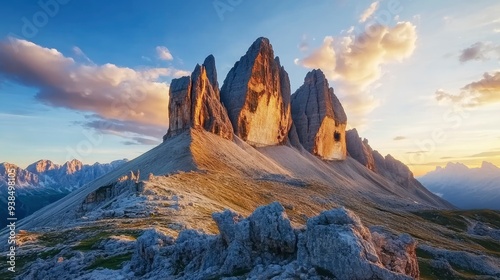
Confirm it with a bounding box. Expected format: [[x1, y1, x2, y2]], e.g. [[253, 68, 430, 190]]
[[220, 37, 292, 146], [247, 202, 296, 254], [164, 55, 233, 140], [297, 207, 412, 280], [291, 69, 347, 160], [370, 226, 420, 278]]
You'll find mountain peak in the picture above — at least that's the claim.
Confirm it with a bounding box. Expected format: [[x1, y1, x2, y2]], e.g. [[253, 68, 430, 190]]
[[26, 159, 59, 174], [291, 69, 347, 160], [220, 37, 292, 146], [62, 159, 83, 174], [249, 37, 271, 50], [165, 55, 233, 141], [481, 161, 499, 171]]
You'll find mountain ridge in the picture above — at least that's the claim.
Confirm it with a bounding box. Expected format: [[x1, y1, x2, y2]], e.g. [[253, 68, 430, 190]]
[[418, 161, 500, 209]]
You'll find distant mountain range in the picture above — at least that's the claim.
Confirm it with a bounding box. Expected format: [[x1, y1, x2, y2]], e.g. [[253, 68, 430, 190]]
[[0, 159, 127, 226], [418, 162, 500, 210]]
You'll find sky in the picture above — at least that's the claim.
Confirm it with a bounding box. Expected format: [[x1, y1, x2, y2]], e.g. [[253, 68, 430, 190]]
[[0, 0, 499, 176]]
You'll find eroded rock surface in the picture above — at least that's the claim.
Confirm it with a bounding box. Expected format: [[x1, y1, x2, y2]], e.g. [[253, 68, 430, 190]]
[[220, 37, 292, 146], [291, 69, 347, 160], [165, 55, 233, 140], [132, 202, 419, 279], [346, 129, 376, 171]]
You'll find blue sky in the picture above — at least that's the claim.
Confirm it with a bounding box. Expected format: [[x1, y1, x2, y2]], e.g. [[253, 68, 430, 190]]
[[0, 0, 499, 175]]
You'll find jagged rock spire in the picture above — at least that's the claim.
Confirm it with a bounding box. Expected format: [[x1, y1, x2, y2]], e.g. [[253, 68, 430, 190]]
[[291, 69, 347, 160], [165, 56, 233, 141], [220, 37, 292, 146]]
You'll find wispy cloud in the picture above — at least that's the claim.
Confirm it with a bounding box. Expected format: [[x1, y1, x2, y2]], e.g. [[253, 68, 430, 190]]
[[156, 46, 173, 61], [459, 42, 500, 63], [393, 136, 406, 141], [406, 151, 428, 154], [359, 1, 379, 23], [72, 46, 94, 64], [436, 71, 500, 107]]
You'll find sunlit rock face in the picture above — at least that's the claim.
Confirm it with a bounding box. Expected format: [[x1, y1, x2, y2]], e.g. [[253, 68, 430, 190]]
[[165, 55, 233, 141], [220, 37, 292, 146], [291, 69, 347, 160]]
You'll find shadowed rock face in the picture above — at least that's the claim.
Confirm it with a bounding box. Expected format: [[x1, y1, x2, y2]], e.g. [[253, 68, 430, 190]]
[[220, 37, 292, 146], [346, 128, 434, 191], [165, 55, 233, 141], [346, 129, 376, 171], [291, 69, 347, 160]]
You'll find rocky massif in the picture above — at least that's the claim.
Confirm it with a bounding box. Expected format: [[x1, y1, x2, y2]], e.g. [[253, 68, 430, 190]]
[[0, 159, 127, 227], [418, 162, 500, 209], [6, 37, 499, 280], [291, 69, 348, 160]]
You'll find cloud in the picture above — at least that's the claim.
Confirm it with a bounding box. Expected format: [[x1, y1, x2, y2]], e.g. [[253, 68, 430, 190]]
[[156, 46, 173, 61], [0, 38, 189, 143], [435, 71, 500, 107], [359, 1, 379, 23], [393, 136, 406, 141], [122, 137, 160, 146], [72, 46, 93, 64], [298, 34, 309, 52], [82, 116, 163, 145], [466, 151, 500, 158], [295, 22, 417, 127], [406, 151, 428, 154], [459, 42, 500, 63], [439, 150, 500, 160]]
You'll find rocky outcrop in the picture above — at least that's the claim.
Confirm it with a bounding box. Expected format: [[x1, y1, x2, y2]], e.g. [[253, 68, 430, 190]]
[[419, 244, 500, 277], [291, 69, 347, 160], [346, 129, 376, 171], [132, 202, 419, 279], [220, 37, 292, 146], [370, 226, 419, 278], [165, 55, 233, 140], [347, 129, 417, 187], [297, 208, 415, 280], [130, 229, 174, 275]]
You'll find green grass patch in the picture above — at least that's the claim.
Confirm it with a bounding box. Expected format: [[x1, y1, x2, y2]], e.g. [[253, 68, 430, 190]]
[[416, 247, 434, 259], [38, 231, 72, 247], [73, 232, 112, 251], [38, 248, 62, 259], [413, 210, 468, 232], [86, 253, 132, 270], [413, 209, 500, 233], [467, 236, 500, 257], [418, 258, 469, 280]]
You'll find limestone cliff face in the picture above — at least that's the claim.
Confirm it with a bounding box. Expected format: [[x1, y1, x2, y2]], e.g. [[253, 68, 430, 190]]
[[165, 55, 233, 141], [346, 129, 417, 188], [346, 129, 376, 171], [220, 37, 292, 146], [291, 69, 347, 160]]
